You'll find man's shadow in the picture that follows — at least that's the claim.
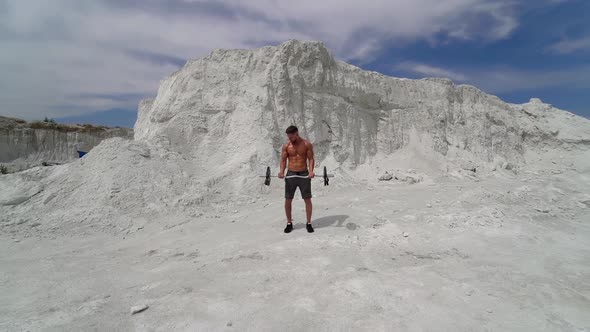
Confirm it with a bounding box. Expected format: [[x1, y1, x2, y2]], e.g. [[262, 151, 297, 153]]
[[293, 215, 355, 230]]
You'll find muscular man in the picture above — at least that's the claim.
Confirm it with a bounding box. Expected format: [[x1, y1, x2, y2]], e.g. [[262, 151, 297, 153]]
[[279, 125, 315, 233]]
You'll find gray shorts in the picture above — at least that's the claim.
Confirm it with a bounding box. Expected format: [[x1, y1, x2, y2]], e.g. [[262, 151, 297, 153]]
[[285, 170, 312, 199]]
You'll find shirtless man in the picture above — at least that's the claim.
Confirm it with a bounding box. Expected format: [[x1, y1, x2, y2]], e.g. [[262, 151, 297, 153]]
[[279, 126, 315, 233]]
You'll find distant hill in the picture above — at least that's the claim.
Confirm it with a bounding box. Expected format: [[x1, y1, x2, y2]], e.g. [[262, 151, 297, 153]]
[[0, 116, 133, 172]]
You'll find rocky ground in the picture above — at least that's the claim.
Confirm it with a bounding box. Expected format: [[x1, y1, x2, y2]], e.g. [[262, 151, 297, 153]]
[[1, 150, 588, 331]]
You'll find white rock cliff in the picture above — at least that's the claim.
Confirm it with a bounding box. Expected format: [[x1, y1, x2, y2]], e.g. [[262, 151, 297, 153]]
[[136, 40, 589, 178], [1, 40, 589, 234], [0, 116, 133, 171]]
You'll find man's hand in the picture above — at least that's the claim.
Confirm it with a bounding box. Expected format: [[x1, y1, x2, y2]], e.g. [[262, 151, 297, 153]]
[[278, 172, 285, 179], [309, 171, 315, 179]]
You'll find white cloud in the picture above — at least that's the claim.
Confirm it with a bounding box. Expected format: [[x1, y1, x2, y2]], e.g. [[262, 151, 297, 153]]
[[0, 0, 525, 120], [444, 1, 519, 42], [396, 62, 469, 81], [394, 61, 590, 94], [548, 36, 590, 54], [470, 66, 590, 94]]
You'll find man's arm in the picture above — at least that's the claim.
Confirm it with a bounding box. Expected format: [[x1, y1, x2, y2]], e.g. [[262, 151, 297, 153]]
[[279, 144, 288, 178], [307, 142, 315, 177]]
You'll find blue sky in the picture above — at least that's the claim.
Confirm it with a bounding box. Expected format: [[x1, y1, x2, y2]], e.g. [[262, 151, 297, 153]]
[[0, 0, 588, 128]]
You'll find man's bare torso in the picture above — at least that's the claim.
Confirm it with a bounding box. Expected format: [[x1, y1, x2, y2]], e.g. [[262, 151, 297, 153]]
[[285, 139, 311, 172]]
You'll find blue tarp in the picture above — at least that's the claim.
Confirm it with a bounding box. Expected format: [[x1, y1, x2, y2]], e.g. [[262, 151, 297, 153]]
[[77, 150, 87, 158]]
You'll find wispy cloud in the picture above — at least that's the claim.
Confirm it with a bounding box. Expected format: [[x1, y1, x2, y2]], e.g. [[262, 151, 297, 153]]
[[395, 62, 469, 82], [444, 1, 519, 42], [394, 61, 590, 95], [547, 36, 590, 54], [0, 0, 534, 120], [471, 66, 590, 94]]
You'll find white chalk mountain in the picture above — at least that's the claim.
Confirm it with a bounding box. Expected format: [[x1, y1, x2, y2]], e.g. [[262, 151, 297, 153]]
[[136, 40, 589, 182], [1, 40, 589, 234]]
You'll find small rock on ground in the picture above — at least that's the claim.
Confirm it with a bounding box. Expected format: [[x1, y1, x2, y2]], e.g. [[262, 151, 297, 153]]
[[130, 304, 149, 315]]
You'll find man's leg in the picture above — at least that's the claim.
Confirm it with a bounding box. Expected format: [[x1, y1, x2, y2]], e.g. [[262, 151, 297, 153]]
[[300, 175, 314, 232], [284, 172, 296, 234], [284, 198, 294, 233], [304, 198, 314, 233], [304, 198, 312, 224], [285, 198, 293, 224]]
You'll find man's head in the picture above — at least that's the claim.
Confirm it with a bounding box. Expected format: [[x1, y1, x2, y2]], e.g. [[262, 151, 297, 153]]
[[286, 125, 299, 143]]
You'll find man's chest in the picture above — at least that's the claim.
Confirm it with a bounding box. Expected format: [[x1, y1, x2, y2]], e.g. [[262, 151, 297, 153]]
[[287, 144, 307, 157]]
